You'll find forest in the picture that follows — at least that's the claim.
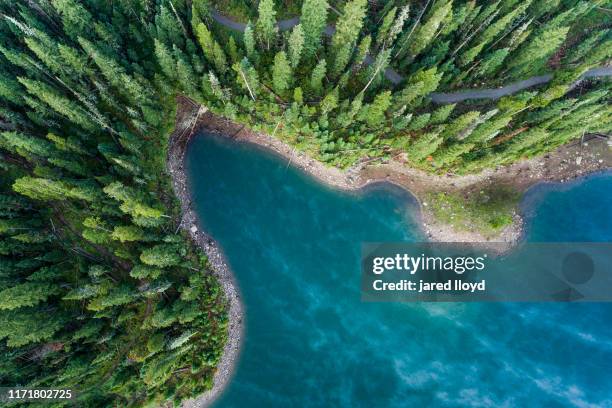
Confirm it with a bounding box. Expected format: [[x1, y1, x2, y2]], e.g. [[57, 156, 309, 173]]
[[0, 0, 609, 406]]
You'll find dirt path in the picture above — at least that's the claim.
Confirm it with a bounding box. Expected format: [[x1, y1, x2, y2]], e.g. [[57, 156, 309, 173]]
[[210, 9, 612, 98]]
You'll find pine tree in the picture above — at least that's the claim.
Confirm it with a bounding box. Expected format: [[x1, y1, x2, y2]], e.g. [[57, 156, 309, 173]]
[[0, 309, 65, 347], [13, 177, 95, 202], [432, 142, 475, 167], [192, 0, 211, 24], [293, 87, 304, 104], [140, 244, 183, 268], [441, 1, 474, 36], [256, 0, 277, 50], [228, 36, 241, 63], [103, 181, 164, 221], [51, 0, 94, 41], [407, 0, 452, 59], [386, 5, 410, 48], [1, 131, 54, 158], [78, 37, 150, 104], [507, 26, 570, 78], [563, 31, 609, 66], [195, 23, 227, 73], [330, 0, 367, 77], [320, 88, 339, 114], [155, 39, 177, 80], [272, 51, 292, 94], [24, 32, 64, 76], [244, 22, 257, 60], [175, 47, 198, 95], [359, 91, 392, 127], [0, 73, 23, 105], [393, 68, 441, 109], [505, 128, 550, 155], [130, 264, 163, 280], [310, 59, 327, 94], [458, 4, 527, 67], [376, 7, 397, 48], [111, 225, 145, 242], [301, 0, 329, 60], [406, 131, 443, 162], [473, 48, 509, 79], [0, 283, 58, 310], [392, 83, 424, 110], [354, 35, 372, 66], [18, 78, 97, 131], [288, 24, 304, 69], [233, 58, 259, 100], [407, 113, 431, 131], [430, 104, 456, 125], [440, 111, 481, 140]]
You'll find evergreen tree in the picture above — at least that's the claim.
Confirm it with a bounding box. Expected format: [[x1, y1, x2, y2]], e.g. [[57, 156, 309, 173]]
[[272, 51, 292, 94], [195, 23, 227, 73], [288, 24, 305, 69], [376, 7, 397, 48], [233, 58, 259, 100], [430, 104, 456, 125], [18, 78, 97, 131], [256, 0, 277, 50], [360, 91, 392, 127], [244, 22, 257, 60], [407, 113, 431, 131], [355, 35, 372, 67], [155, 38, 177, 79], [507, 26, 570, 77], [407, 131, 443, 162], [301, 0, 329, 60], [310, 59, 327, 94], [330, 0, 367, 77], [140, 244, 183, 268], [473, 48, 509, 79], [386, 5, 410, 48], [320, 88, 339, 114], [407, 0, 452, 59], [458, 4, 527, 67], [51, 0, 94, 41]]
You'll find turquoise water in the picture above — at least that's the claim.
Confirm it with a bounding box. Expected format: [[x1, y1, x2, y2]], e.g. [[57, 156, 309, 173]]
[[186, 134, 612, 408]]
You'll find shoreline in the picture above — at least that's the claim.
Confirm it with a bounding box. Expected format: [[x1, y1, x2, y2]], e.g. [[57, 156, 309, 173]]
[[168, 99, 244, 408], [179, 98, 610, 245], [168, 96, 610, 406]]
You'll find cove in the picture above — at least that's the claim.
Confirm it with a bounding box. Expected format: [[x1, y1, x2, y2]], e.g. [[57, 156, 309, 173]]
[[186, 133, 612, 407]]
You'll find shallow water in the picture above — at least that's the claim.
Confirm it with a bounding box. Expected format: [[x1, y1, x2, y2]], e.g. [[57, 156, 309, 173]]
[[186, 134, 612, 407]]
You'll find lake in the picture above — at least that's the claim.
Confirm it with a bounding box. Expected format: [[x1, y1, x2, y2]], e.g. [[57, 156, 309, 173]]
[[186, 133, 612, 407]]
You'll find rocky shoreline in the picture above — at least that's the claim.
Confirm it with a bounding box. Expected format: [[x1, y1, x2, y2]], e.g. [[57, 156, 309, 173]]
[[168, 99, 243, 408], [168, 96, 610, 406], [176, 98, 610, 244]]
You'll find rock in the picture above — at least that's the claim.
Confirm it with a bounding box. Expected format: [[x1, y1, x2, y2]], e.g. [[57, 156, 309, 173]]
[[576, 156, 582, 165], [190, 225, 198, 233]]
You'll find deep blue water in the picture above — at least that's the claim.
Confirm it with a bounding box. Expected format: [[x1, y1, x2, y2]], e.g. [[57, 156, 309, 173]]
[[186, 134, 612, 408]]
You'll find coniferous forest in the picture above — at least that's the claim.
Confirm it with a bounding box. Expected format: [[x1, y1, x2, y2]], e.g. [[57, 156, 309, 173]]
[[0, 0, 610, 406]]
